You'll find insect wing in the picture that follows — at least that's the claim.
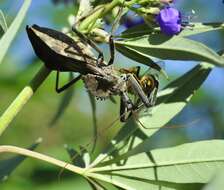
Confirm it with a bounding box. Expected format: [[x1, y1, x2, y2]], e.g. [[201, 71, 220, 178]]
[[26, 25, 96, 74]]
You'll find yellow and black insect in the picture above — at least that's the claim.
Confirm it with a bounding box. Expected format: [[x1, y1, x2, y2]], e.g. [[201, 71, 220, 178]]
[[119, 66, 159, 121]]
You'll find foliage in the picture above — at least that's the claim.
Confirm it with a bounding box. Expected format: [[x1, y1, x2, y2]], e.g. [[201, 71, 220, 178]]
[[0, 0, 224, 190]]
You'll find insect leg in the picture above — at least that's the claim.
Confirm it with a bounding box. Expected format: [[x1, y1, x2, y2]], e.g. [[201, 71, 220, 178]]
[[148, 77, 159, 106], [120, 92, 134, 122], [107, 35, 115, 66], [71, 26, 104, 66], [107, 6, 124, 66], [127, 74, 152, 108], [120, 95, 127, 122], [149, 86, 158, 106], [135, 66, 141, 78], [55, 71, 82, 93]]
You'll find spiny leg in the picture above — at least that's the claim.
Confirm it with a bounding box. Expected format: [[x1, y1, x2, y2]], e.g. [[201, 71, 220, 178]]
[[149, 86, 158, 106], [120, 92, 134, 122], [120, 95, 127, 122], [55, 71, 82, 93]]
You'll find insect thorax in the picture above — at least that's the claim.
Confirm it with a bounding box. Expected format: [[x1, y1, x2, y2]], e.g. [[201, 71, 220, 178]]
[[82, 66, 127, 99]]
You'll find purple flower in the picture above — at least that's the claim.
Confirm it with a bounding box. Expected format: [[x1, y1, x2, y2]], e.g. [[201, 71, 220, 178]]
[[156, 7, 181, 36]]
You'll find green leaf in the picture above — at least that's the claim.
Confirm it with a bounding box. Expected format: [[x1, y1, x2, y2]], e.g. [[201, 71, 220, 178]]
[[87, 140, 224, 185], [203, 171, 224, 190], [120, 22, 224, 38], [180, 22, 224, 37], [115, 35, 224, 67], [49, 73, 75, 127], [87, 178, 123, 190], [0, 0, 32, 64], [0, 138, 42, 180], [138, 62, 212, 137], [89, 173, 203, 190], [0, 10, 8, 33], [87, 178, 107, 190]]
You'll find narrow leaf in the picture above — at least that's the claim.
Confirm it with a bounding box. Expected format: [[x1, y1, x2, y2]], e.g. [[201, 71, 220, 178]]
[[115, 35, 224, 67], [138, 62, 212, 137], [87, 178, 107, 190], [0, 138, 42, 180], [180, 22, 224, 37], [0, 0, 32, 64], [0, 10, 8, 33], [87, 178, 123, 190], [120, 22, 224, 38], [89, 140, 224, 184], [89, 173, 202, 190]]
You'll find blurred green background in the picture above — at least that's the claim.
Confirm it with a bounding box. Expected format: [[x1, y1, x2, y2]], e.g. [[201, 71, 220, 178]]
[[0, 0, 224, 189]]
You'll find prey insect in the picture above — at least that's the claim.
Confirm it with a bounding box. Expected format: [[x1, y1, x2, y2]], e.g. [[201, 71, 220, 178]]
[[26, 24, 159, 122], [118, 66, 159, 122]]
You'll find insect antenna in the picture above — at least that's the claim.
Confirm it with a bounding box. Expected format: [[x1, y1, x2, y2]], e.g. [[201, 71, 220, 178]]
[[130, 104, 152, 130]]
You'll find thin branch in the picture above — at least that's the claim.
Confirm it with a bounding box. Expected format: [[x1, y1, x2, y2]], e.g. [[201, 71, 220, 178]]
[[0, 145, 85, 175]]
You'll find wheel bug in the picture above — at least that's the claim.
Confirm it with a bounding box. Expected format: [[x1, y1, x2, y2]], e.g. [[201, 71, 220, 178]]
[[26, 24, 160, 122]]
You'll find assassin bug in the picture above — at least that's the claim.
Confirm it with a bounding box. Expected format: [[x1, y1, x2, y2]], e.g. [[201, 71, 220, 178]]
[[26, 24, 160, 122]]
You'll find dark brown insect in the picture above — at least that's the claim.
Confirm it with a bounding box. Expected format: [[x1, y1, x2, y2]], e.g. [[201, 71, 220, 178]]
[[26, 24, 159, 122]]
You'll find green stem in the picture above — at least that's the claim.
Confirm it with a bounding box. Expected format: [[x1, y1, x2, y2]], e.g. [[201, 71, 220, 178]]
[[0, 145, 85, 175], [0, 66, 51, 136], [79, 0, 122, 31]]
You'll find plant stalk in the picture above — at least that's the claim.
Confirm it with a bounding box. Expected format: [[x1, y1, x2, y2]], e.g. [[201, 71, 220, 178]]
[[0, 145, 85, 175], [0, 66, 51, 136], [79, 0, 122, 31]]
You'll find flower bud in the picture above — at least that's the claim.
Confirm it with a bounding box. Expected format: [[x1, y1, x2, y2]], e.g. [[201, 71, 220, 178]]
[[156, 7, 181, 35]]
